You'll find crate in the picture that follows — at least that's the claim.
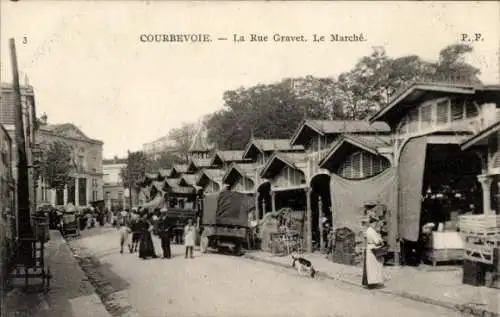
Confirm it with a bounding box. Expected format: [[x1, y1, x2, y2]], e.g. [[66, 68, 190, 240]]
[[464, 242, 495, 264], [459, 215, 500, 238]]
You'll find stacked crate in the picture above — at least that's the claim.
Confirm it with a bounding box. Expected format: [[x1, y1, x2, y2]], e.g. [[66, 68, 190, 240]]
[[459, 215, 500, 287]]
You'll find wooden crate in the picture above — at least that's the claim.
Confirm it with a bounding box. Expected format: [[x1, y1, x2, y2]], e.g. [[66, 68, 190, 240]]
[[464, 242, 494, 265], [460, 215, 500, 238]]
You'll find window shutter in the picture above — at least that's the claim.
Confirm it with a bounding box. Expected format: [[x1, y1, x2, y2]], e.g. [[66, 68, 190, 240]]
[[437, 99, 449, 124]]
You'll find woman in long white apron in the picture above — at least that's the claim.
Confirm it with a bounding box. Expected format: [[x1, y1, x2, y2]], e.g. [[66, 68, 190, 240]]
[[362, 217, 384, 288], [184, 219, 196, 259]]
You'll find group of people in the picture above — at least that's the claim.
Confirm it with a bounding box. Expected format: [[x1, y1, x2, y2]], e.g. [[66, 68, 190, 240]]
[[116, 208, 197, 260]]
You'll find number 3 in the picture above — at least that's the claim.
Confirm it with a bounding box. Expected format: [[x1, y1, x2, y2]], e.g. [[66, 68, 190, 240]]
[[22, 36, 28, 44]]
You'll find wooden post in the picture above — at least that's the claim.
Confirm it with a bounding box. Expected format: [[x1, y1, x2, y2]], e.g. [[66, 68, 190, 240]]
[[305, 188, 312, 253], [319, 196, 324, 253], [10, 38, 32, 238], [271, 191, 276, 213], [255, 193, 259, 220], [127, 150, 133, 209]]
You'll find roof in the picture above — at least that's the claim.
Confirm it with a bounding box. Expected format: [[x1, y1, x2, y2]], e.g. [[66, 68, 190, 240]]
[[319, 134, 392, 171], [210, 150, 248, 166], [195, 168, 226, 187], [179, 174, 198, 187], [461, 120, 500, 150], [290, 120, 390, 146], [39, 123, 103, 144], [165, 178, 180, 188], [188, 123, 211, 153], [159, 169, 172, 177], [242, 138, 304, 159], [151, 181, 165, 191], [260, 152, 308, 179], [187, 158, 213, 172], [222, 163, 257, 185], [102, 157, 127, 165], [172, 164, 188, 174], [369, 82, 500, 124]]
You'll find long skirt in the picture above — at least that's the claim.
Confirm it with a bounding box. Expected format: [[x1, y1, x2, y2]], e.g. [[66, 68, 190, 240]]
[[362, 247, 384, 287], [139, 231, 156, 259]]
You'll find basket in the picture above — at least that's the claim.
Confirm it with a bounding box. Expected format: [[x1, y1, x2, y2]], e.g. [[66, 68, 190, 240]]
[[459, 215, 500, 238], [464, 242, 494, 264]]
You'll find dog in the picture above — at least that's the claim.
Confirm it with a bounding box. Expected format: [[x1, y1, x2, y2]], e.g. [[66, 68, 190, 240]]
[[291, 255, 316, 278]]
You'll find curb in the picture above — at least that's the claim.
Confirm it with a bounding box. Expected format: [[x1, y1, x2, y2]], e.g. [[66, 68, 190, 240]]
[[61, 234, 143, 317], [243, 253, 498, 317]]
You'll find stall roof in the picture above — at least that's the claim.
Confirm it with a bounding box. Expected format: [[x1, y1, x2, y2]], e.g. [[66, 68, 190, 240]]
[[369, 82, 479, 124], [165, 178, 180, 188], [179, 174, 199, 187], [187, 158, 213, 172], [210, 150, 249, 166], [196, 169, 226, 187], [260, 152, 308, 179], [172, 164, 188, 174], [222, 162, 256, 185], [319, 134, 392, 171], [461, 120, 500, 150], [290, 120, 390, 146], [159, 169, 172, 177], [242, 138, 304, 160]]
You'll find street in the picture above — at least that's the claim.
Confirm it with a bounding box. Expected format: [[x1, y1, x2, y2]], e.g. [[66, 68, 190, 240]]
[[69, 228, 461, 317]]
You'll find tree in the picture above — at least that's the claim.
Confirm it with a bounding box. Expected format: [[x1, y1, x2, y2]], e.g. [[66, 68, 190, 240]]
[[331, 44, 481, 119], [149, 151, 184, 171], [167, 122, 197, 162], [206, 78, 330, 149], [36, 140, 73, 190], [120, 151, 151, 207]]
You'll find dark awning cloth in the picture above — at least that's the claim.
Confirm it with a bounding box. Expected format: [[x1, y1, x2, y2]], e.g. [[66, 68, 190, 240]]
[[398, 136, 427, 242], [202, 193, 219, 225], [330, 167, 398, 251]]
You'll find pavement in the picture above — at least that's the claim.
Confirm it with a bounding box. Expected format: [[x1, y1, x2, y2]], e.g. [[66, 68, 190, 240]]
[[4, 226, 498, 317], [67, 228, 470, 317], [243, 250, 500, 317], [3, 229, 110, 317]]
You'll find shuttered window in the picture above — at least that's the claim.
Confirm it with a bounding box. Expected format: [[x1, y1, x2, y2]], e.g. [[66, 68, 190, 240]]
[[420, 104, 432, 130], [408, 108, 419, 133], [451, 99, 465, 121], [465, 100, 478, 118], [436, 99, 449, 124], [336, 151, 390, 179]]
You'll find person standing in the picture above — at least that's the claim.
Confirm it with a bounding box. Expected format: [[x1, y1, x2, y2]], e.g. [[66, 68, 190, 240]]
[[128, 211, 141, 253], [118, 209, 131, 254], [138, 213, 157, 260], [158, 211, 172, 259], [362, 217, 385, 289], [184, 218, 196, 259]]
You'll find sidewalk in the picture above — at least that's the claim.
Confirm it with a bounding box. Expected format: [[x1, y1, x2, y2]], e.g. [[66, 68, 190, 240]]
[[244, 251, 500, 317], [4, 230, 111, 317]]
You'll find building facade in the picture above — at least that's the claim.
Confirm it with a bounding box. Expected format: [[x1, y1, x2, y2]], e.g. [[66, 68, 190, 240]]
[[103, 157, 127, 211], [142, 135, 180, 159], [0, 83, 38, 216], [36, 120, 104, 207]]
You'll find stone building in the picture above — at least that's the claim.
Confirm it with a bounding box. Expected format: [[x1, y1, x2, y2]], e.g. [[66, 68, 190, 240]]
[[36, 118, 104, 207], [102, 157, 127, 211]]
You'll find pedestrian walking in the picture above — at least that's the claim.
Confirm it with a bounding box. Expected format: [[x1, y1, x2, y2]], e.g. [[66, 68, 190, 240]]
[[157, 211, 172, 259], [138, 212, 157, 260], [128, 211, 141, 253], [118, 209, 131, 254], [362, 216, 386, 289], [184, 218, 195, 259]]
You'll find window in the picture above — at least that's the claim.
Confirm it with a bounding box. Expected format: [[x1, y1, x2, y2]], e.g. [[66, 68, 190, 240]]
[[465, 99, 479, 118], [451, 99, 464, 121], [420, 104, 432, 130], [407, 108, 419, 133], [336, 151, 390, 179], [436, 99, 449, 124]]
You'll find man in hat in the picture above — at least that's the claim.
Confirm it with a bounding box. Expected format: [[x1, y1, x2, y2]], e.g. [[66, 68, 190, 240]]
[[157, 209, 172, 259]]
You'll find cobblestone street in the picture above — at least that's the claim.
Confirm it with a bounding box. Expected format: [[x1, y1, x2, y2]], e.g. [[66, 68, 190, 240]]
[[69, 229, 464, 317]]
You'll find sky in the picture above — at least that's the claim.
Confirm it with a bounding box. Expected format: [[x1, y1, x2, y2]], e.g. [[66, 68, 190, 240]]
[[1, 1, 499, 158]]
